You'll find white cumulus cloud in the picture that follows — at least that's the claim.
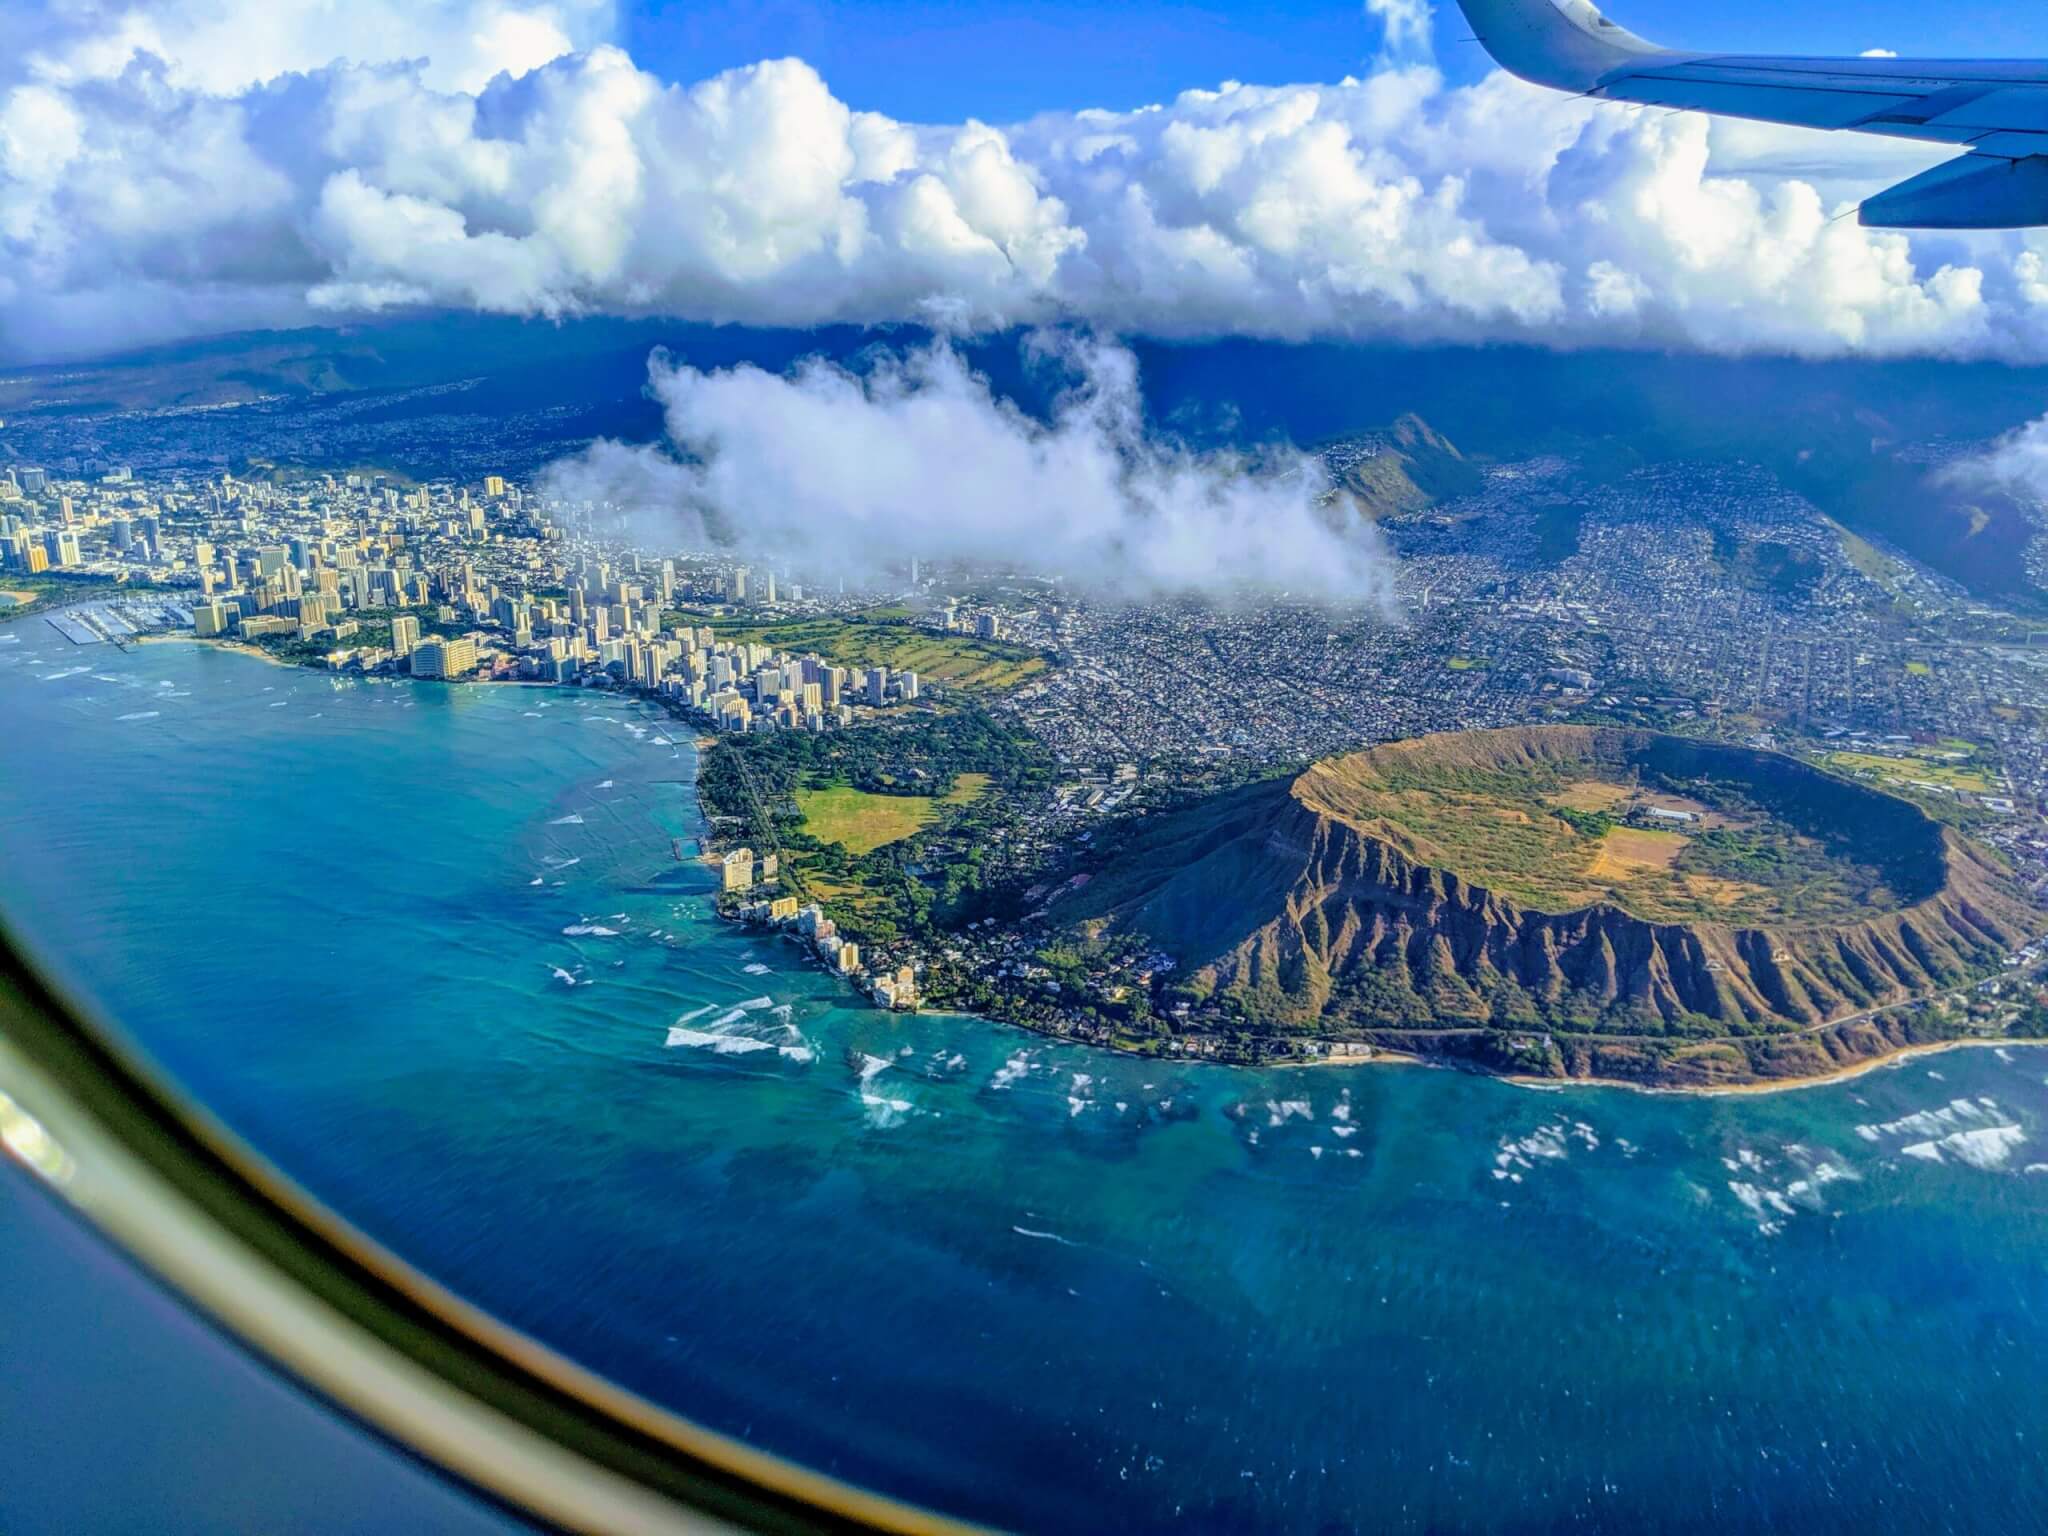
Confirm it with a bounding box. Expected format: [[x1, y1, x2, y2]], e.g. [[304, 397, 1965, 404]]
[[1938, 413, 2048, 502], [1365, 0, 1436, 60], [540, 335, 1398, 603], [3, 0, 2047, 361]]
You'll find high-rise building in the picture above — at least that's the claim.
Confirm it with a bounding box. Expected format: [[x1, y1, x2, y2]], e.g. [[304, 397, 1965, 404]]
[[899, 671, 920, 701], [390, 615, 421, 657], [866, 666, 889, 706], [721, 849, 757, 892], [45, 528, 80, 567], [410, 636, 478, 679], [18, 467, 47, 495], [483, 475, 507, 499], [731, 567, 748, 603], [193, 601, 230, 638]]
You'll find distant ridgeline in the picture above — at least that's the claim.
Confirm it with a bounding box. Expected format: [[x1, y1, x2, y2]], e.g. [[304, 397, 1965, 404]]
[[1050, 727, 2041, 1085], [1319, 413, 1483, 520]]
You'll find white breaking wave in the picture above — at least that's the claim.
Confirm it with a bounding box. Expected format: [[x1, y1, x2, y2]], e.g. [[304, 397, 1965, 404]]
[[743, 963, 771, 975], [665, 1026, 775, 1054], [1903, 1124, 2028, 1170], [549, 966, 578, 987], [857, 1053, 913, 1127], [1493, 1116, 1605, 1185], [989, 1052, 1031, 1091], [1856, 1098, 2027, 1171], [561, 924, 619, 937], [1011, 1226, 1077, 1245], [116, 710, 160, 721], [662, 999, 811, 1064], [551, 812, 585, 825]]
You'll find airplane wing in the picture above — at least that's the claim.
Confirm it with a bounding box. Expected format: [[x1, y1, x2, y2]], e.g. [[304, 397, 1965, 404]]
[[1452, 0, 2048, 228]]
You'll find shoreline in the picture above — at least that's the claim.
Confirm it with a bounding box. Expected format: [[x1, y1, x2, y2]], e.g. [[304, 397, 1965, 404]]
[[135, 632, 300, 670], [1511, 1033, 2048, 1100], [114, 629, 2048, 1100], [974, 1007, 2044, 1095]]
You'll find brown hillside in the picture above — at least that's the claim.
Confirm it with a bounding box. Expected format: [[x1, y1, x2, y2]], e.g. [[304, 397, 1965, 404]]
[[1054, 728, 2036, 1042]]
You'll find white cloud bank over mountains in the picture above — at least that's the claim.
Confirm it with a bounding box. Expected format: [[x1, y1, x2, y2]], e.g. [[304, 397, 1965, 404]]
[[8, 0, 2048, 364]]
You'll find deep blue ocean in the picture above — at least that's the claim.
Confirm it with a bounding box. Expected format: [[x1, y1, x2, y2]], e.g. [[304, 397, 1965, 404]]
[[3, 620, 2047, 1534]]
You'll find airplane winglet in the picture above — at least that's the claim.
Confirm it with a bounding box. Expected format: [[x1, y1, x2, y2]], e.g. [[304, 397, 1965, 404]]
[[1450, 0, 1674, 93]]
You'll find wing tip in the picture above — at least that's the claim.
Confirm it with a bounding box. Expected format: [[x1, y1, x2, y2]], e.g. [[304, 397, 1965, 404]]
[[1451, 0, 1670, 92]]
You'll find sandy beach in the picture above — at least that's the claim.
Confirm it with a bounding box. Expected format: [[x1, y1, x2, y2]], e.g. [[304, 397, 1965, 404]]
[[1507, 1033, 2048, 1100], [135, 633, 300, 670]]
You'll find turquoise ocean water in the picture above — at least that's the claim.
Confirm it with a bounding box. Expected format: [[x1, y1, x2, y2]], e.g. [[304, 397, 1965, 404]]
[[2, 621, 2047, 1534]]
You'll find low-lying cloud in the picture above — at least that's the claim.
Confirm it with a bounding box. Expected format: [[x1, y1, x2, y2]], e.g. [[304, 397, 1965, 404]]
[[540, 336, 1397, 604], [1937, 414, 2048, 502], [6, 0, 2048, 362]]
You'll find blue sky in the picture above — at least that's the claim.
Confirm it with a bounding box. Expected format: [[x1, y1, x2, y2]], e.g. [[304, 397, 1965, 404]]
[[622, 0, 2048, 122]]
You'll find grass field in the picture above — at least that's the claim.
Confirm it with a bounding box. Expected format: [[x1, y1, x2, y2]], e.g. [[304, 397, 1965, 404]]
[[1545, 781, 1632, 813], [672, 613, 1045, 695], [794, 773, 991, 855], [1824, 749, 1996, 795], [1585, 825, 1684, 881], [1308, 759, 1899, 924], [1833, 521, 1906, 592]]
